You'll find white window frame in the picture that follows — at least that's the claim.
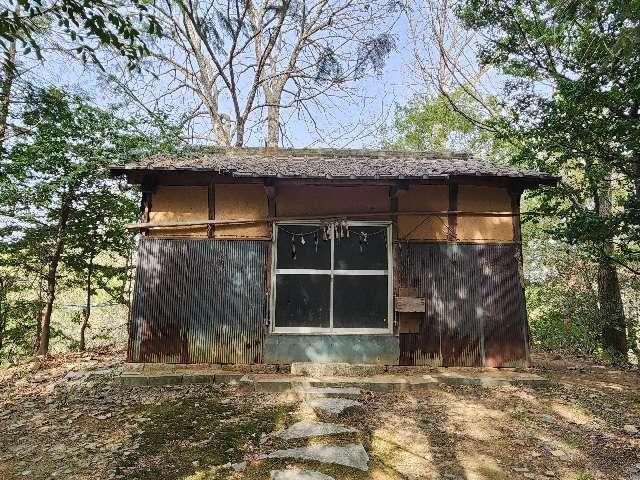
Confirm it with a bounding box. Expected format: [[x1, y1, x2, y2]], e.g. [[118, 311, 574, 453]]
[[270, 220, 393, 335]]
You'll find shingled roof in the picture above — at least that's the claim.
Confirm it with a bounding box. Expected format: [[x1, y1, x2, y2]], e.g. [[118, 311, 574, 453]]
[[111, 147, 558, 184]]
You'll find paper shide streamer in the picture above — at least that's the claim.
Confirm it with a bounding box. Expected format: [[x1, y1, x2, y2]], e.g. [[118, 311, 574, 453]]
[[280, 221, 386, 259]]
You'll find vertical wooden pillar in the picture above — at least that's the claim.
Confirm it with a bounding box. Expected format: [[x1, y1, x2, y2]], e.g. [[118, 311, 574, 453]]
[[447, 183, 458, 242], [207, 182, 215, 238], [265, 179, 277, 218], [140, 177, 153, 237], [264, 179, 277, 333], [389, 181, 408, 336], [509, 185, 530, 365]]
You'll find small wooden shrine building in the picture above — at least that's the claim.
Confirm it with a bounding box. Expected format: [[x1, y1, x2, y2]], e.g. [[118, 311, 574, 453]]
[[111, 148, 558, 367]]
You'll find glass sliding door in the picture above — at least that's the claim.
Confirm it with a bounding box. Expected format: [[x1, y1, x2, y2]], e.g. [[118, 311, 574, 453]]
[[272, 221, 392, 334]]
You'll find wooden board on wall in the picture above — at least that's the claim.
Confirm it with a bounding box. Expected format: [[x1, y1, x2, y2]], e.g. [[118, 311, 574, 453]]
[[395, 296, 426, 312], [149, 186, 208, 237], [214, 184, 270, 239], [277, 185, 389, 217], [397, 185, 448, 241], [456, 186, 514, 242]]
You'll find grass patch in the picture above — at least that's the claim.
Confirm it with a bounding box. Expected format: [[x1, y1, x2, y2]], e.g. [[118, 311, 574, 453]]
[[576, 473, 595, 480], [510, 409, 528, 422], [564, 432, 583, 449], [115, 392, 293, 480]]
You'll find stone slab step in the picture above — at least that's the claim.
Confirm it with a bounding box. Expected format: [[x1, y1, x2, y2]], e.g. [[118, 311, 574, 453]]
[[275, 420, 357, 440], [263, 443, 369, 471], [117, 372, 545, 389], [291, 363, 385, 377], [296, 387, 361, 399], [271, 468, 335, 479], [305, 398, 362, 415]]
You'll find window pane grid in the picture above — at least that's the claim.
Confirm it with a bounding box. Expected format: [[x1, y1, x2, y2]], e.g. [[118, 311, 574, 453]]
[[273, 222, 391, 333]]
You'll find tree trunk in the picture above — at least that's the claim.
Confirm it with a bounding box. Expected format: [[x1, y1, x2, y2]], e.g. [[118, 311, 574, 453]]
[[597, 262, 627, 354], [594, 175, 627, 357], [0, 279, 6, 352], [79, 254, 94, 351], [0, 37, 17, 151], [235, 118, 245, 147], [33, 274, 44, 353], [266, 103, 280, 147], [39, 197, 73, 355]]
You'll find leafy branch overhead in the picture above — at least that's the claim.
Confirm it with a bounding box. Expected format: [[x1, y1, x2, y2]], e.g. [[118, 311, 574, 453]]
[[0, 0, 162, 68]]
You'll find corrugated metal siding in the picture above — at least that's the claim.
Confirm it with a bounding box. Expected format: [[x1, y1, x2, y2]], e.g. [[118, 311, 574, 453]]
[[129, 238, 268, 364], [129, 239, 527, 366], [397, 243, 527, 367], [478, 245, 528, 367]]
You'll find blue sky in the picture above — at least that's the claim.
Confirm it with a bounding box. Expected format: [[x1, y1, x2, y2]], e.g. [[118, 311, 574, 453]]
[[26, 14, 424, 150]]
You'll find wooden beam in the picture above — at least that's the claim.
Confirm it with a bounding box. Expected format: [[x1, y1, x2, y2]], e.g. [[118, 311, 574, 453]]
[[125, 209, 526, 230]]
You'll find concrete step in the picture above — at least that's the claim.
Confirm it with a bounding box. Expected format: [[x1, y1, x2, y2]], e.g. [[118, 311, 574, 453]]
[[291, 362, 386, 377], [116, 371, 545, 389]]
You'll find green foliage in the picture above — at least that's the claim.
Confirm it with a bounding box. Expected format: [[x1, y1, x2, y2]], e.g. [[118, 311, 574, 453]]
[[387, 90, 479, 151], [457, 0, 639, 356], [0, 274, 41, 359], [457, 0, 640, 268], [0, 86, 180, 358], [1, 1, 162, 69], [385, 89, 513, 160]]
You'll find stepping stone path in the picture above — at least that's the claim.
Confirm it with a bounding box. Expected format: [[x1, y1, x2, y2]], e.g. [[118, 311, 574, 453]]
[[263, 386, 369, 479], [271, 467, 336, 480], [304, 397, 362, 415], [265, 443, 369, 471], [275, 420, 357, 440], [297, 387, 362, 399]]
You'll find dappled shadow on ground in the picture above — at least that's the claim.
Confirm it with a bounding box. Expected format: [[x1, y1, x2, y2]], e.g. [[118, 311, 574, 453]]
[[1, 350, 639, 480], [362, 373, 639, 480]]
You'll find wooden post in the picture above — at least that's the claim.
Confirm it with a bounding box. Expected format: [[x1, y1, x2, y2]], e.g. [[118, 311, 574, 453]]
[[447, 183, 458, 242], [264, 179, 277, 333], [509, 185, 530, 366], [389, 181, 408, 336], [207, 182, 215, 238], [140, 177, 153, 237], [264, 179, 277, 218]]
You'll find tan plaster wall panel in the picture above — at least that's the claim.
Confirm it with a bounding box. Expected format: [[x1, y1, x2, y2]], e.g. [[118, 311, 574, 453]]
[[457, 186, 514, 242], [397, 185, 449, 241], [214, 184, 270, 239], [149, 186, 208, 237], [276, 185, 389, 217]]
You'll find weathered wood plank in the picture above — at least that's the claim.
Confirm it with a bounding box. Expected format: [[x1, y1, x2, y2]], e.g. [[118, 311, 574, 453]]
[[395, 296, 426, 312]]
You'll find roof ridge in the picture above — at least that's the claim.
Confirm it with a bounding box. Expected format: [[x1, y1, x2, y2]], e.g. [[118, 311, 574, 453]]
[[112, 147, 559, 186], [171, 146, 477, 159]]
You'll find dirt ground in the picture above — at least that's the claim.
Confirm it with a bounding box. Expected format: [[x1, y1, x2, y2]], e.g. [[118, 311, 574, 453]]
[[0, 349, 638, 480]]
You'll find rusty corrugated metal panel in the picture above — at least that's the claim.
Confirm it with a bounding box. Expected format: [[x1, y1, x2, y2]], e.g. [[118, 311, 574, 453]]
[[396, 243, 527, 367], [479, 245, 528, 367], [129, 238, 267, 364]]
